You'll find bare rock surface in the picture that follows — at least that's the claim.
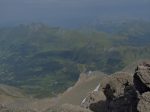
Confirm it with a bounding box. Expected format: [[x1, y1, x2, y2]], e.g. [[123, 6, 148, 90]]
[[81, 90, 106, 109], [122, 59, 150, 74], [90, 72, 138, 112], [134, 62, 150, 112], [137, 92, 150, 112], [85, 62, 150, 112], [59, 104, 92, 112], [100, 72, 133, 98], [134, 62, 150, 94], [81, 72, 137, 112], [58, 71, 106, 105]]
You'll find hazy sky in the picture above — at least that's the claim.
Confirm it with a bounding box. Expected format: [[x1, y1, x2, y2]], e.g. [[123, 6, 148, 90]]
[[0, 0, 150, 27]]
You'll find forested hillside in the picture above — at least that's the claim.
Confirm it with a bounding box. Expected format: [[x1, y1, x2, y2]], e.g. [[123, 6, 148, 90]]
[[0, 20, 150, 97]]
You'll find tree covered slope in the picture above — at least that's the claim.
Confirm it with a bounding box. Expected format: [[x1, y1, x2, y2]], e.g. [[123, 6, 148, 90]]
[[0, 21, 150, 97]]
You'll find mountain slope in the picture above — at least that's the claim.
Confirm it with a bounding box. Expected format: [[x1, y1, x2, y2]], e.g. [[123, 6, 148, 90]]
[[0, 84, 26, 105], [0, 21, 150, 97], [58, 71, 106, 105]]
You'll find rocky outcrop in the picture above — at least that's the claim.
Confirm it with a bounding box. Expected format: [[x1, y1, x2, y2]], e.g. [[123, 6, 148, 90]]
[[81, 90, 106, 109], [137, 92, 150, 112], [100, 72, 133, 98], [81, 72, 136, 112], [81, 62, 150, 112], [1, 62, 150, 112], [90, 72, 137, 112], [58, 71, 106, 106], [103, 85, 138, 112], [134, 62, 150, 112], [133, 62, 150, 94]]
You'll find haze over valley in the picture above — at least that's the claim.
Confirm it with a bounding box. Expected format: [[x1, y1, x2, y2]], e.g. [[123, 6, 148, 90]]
[[0, 0, 150, 112], [0, 0, 150, 27]]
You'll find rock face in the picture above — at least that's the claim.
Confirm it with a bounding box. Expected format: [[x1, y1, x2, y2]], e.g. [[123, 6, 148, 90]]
[[100, 72, 134, 98], [134, 62, 150, 94], [101, 72, 138, 112], [81, 90, 106, 109], [137, 92, 150, 112], [58, 71, 106, 106], [91, 72, 138, 112], [134, 62, 150, 112], [81, 62, 150, 112]]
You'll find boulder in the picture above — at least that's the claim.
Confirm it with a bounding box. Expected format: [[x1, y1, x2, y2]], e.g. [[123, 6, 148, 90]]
[[89, 72, 138, 112], [137, 92, 150, 112], [100, 72, 133, 98]]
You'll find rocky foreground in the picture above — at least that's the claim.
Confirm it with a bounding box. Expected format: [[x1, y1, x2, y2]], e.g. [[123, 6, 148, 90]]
[[0, 62, 150, 112], [79, 62, 150, 112], [57, 62, 150, 112]]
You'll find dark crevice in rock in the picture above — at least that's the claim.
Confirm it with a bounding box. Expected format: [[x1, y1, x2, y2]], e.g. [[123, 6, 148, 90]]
[[134, 73, 150, 94]]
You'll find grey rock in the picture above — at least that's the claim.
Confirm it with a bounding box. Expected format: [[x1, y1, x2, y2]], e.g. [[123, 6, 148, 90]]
[[82, 63, 150, 112], [100, 72, 133, 99], [59, 104, 92, 112], [81, 91, 106, 109], [89, 72, 138, 112], [134, 62, 150, 94], [137, 92, 150, 112]]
